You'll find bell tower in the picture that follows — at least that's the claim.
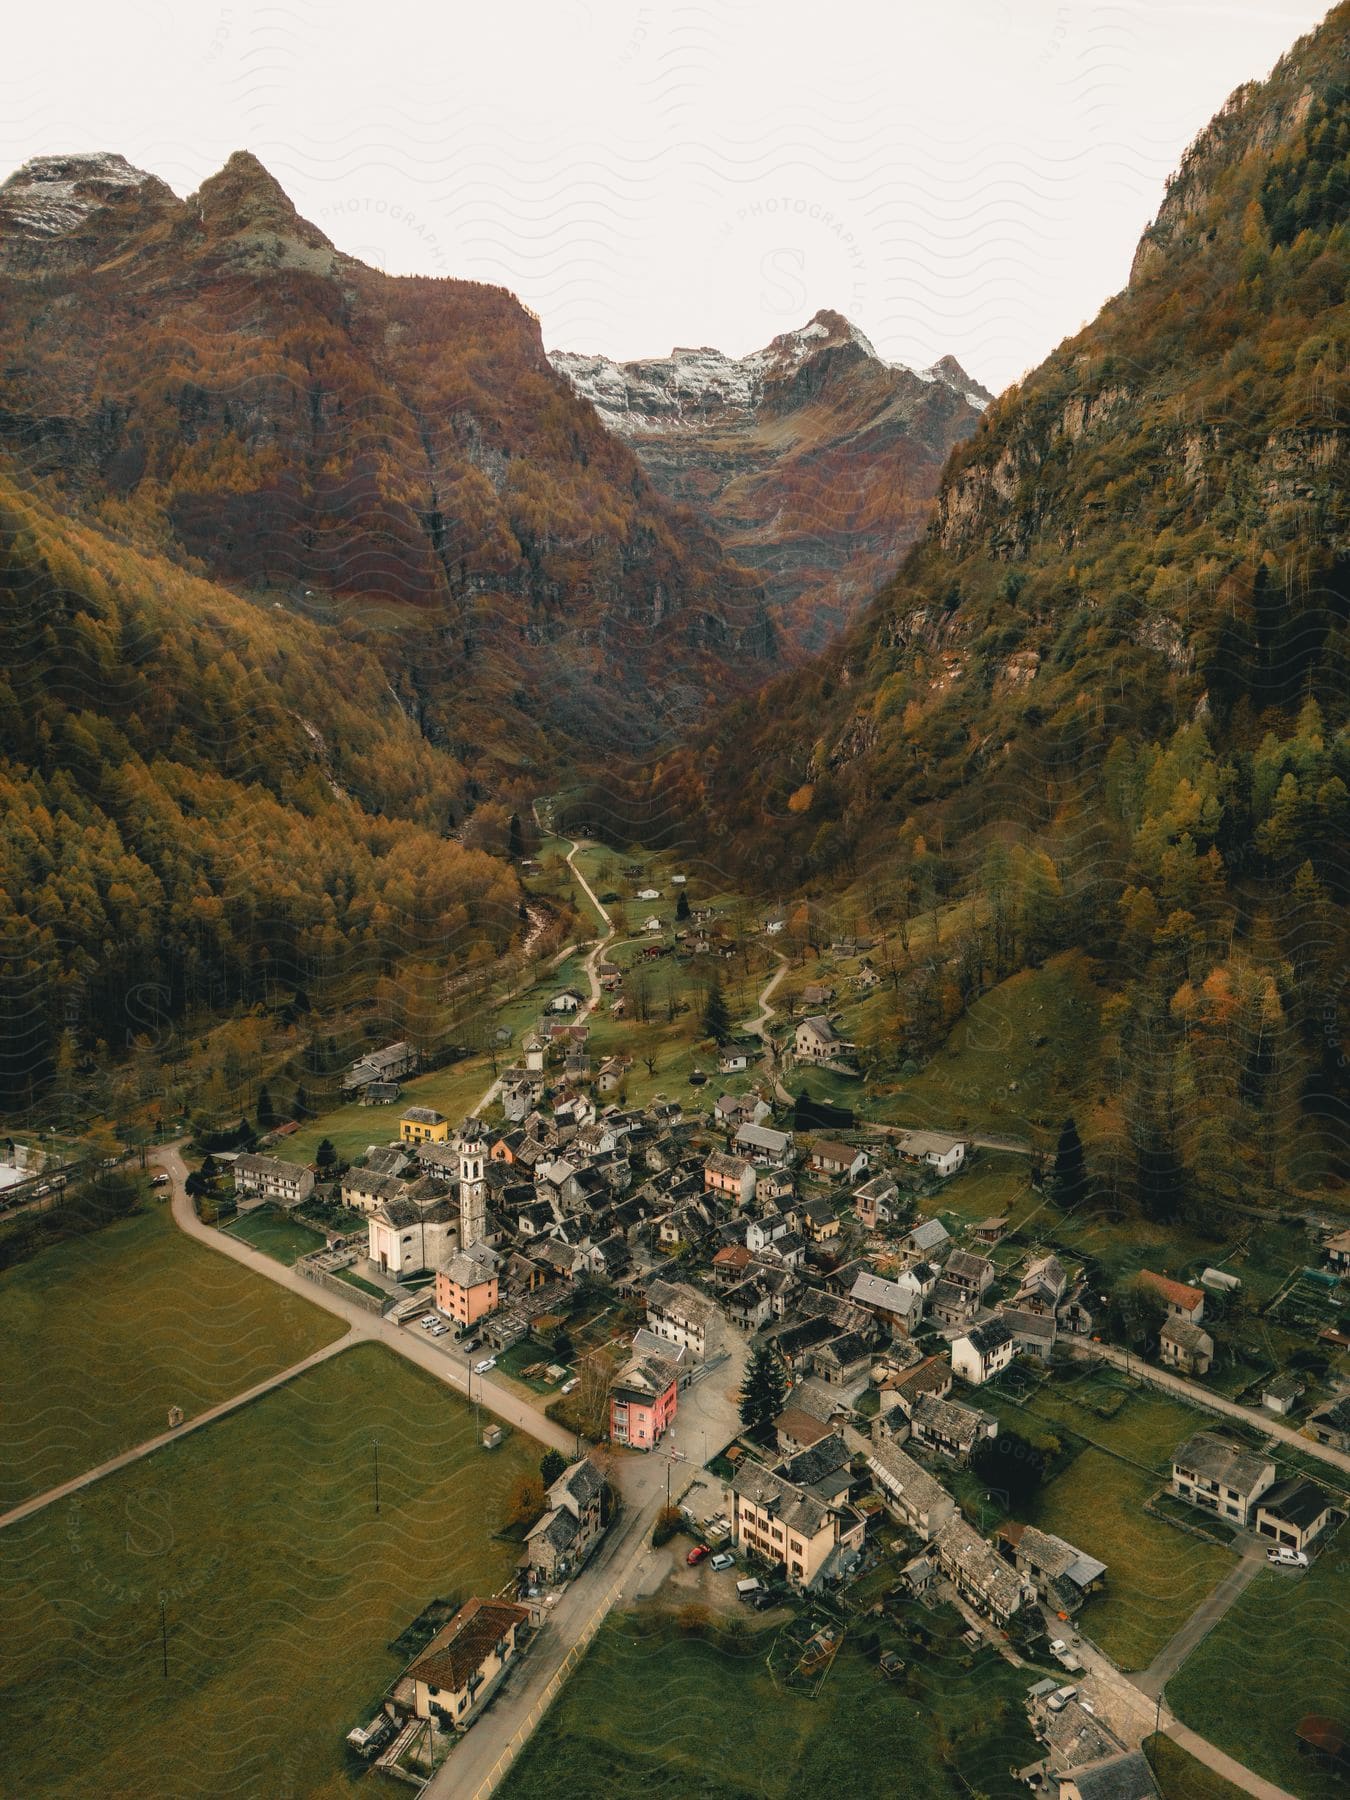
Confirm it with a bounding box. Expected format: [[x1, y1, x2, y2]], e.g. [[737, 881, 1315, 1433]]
[[457, 1117, 487, 1250]]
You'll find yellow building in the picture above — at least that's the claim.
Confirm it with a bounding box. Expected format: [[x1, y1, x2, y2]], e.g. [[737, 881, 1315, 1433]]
[[400, 1106, 448, 1145]]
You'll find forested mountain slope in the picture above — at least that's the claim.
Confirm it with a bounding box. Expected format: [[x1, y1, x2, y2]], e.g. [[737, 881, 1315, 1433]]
[[601, 3, 1350, 1201], [0, 477, 519, 1108], [0, 151, 774, 774]]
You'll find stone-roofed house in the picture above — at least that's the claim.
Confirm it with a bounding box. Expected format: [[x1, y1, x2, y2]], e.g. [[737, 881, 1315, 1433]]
[[405, 1597, 531, 1729], [727, 1457, 865, 1588], [734, 1122, 794, 1167], [929, 1279, 978, 1329], [1015, 1252, 1068, 1313], [879, 1354, 953, 1411], [933, 1517, 1035, 1624], [1307, 1395, 1350, 1452], [810, 1331, 873, 1392], [523, 1457, 607, 1584], [849, 1269, 923, 1337], [894, 1129, 967, 1178], [951, 1319, 1016, 1386], [854, 1173, 901, 1229], [998, 1522, 1106, 1615], [435, 1243, 500, 1329], [233, 1152, 314, 1207], [999, 1305, 1058, 1361], [1053, 1748, 1161, 1800], [400, 1105, 449, 1145], [341, 1167, 407, 1214], [609, 1350, 679, 1449], [645, 1278, 721, 1360], [795, 1014, 843, 1063], [342, 1040, 417, 1092], [1170, 1431, 1275, 1525], [943, 1249, 994, 1296], [867, 1438, 958, 1538], [909, 1392, 998, 1463], [704, 1151, 757, 1207], [808, 1139, 869, 1182], [903, 1217, 951, 1262], [1159, 1315, 1214, 1376]]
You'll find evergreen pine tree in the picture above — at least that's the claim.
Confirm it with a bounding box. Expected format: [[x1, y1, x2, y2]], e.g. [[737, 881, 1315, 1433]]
[[676, 888, 691, 921], [540, 1449, 567, 1486], [1052, 1115, 1087, 1206], [739, 1341, 788, 1438], [509, 812, 524, 860], [256, 1082, 277, 1130], [701, 975, 731, 1044], [315, 1137, 338, 1172], [290, 1085, 310, 1122]]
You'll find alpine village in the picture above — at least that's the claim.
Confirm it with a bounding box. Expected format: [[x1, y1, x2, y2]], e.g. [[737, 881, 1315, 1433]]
[[1, 8, 1348, 1800]]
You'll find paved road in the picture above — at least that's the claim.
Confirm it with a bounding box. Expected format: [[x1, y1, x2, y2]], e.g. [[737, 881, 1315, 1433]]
[[0, 1330, 354, 1533], [1069, 1340, 1350, 1482], [428, 1338, 748, 1800], [1052, 1607, 1295, 1799], [158, 1147, 575, 1457], [1134, 1539, 1266, 1700]]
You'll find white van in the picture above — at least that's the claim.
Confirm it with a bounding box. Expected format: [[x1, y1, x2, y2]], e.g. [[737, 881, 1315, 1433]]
[[735, 1577, 762, 1597], [1046, 1686, 1078, 1712]]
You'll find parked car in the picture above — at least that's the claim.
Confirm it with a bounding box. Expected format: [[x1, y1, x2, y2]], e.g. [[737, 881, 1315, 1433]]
[[686, 1544, 710, 1565], [430, 1323, 449, 1337], [709, 1551, 734, 1572], [474, 1357, 497, 1375], [150, 1173, 171, 1188], [559, 1375, 579, 1394], [1046, 1686, 1078, 1713], [1267, 1546, 1309, 1568], [419, 1316, 437, 1329]]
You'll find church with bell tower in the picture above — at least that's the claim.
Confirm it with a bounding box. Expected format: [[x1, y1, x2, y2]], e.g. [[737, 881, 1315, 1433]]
[[457, 1117, 488, 1250]]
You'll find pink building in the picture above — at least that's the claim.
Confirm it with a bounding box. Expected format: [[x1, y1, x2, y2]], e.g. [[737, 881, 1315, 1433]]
[[609, 1350, 679, 1450], [435, 1247, 499, 1330]]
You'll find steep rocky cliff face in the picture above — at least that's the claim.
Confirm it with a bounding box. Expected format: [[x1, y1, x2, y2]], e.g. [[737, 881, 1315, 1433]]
[[552, 312, 988, 653], [632, 4, 1348, 878], [0, 151, 775, 767]]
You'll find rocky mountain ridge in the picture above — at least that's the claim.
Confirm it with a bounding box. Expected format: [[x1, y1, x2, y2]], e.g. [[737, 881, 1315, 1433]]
[[0, 150, 774, 769], [551, 310, 989, 652]]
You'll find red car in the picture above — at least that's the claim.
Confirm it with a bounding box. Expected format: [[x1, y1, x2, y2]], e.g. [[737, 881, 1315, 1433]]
[[686, 1544, 710, 1565]]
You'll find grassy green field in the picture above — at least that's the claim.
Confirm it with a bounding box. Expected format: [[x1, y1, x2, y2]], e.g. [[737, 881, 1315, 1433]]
[[984, 1371, 1236, 1669], [863, 951, 1107, 1141], [0, 1201, 344, 1512], [284, 1055, 497, 1166], [1169, 1530, 1350, 1799], [0, 1345, 543, 1799], [499, 1601, 1043, 1800], [223, 1207, 326, 1265], [1145, 1733, 1250, 1800]]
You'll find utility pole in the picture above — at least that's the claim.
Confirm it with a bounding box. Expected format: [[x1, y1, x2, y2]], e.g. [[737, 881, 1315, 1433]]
[[373, 1435, 381, 1516], [159, 1592, 169, 1678]]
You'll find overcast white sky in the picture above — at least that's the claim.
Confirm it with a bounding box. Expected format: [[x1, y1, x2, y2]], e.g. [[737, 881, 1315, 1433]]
[[0, 1, 1330, 391]]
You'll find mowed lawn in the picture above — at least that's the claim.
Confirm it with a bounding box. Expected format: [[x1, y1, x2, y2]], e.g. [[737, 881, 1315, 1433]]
[[0, 1345, 543, 1800], [0, 1201, 344, 1512], [1144, 1734, 1250, 1800], [223, 1207, 326, 1265], [499, 1604, 1043, 1800], [989, 1375, 1236, 1669], [1169, 1532, 1350, 1799]]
